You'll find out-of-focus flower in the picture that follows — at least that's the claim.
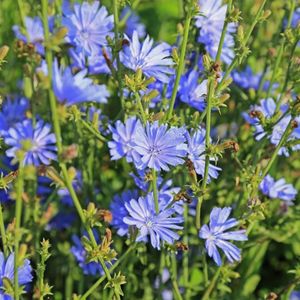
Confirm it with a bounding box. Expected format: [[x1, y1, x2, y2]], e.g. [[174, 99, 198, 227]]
[[13, 16, 45, 54], [5, 119, 57, 166], [108, 116, 142, 163], [120, 31, 174, 83], [199, 207, 247, 266], [0, 252, 33, 299], [185, 128, 221, 182], [52, 59, 109, 106], [123, 193, 183, 250], [131, 121, 187, 171], [260, 174, 297, 204], [46, 212, 76, 231], [69, 48, 111, 75], [0, 97, 29, 136], [63, 1, 114, 55], [110, 190, 138, 236], [71, 233, 103, 275], [179, 69, 207, 111], [195, 0, 236, 64], [121, 6, 146, 38]]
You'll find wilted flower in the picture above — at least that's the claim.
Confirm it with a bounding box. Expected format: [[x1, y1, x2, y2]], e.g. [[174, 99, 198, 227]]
[[5, 119, 57, 166], [13, 16, 45, 54], [199, 207, 247, 266], [132, 121, 187, 171], [0, 251, 33, 299], [185, 128, 221, 182], [260, 174, 297, 204], [63, 1, 114, 55], [120, 31, 174, 83], [108, 116, 142, 163], [123, 193, 183, 250]]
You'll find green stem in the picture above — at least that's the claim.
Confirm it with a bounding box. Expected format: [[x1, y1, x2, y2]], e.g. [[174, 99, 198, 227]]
[[202, 267, 221, 300], [14, 162, 24, 300], [171, 253, 183, 300], [261, 118, 293, 179], [266, 0, 295, 101], [152, 169, 159, 214], [216, 0, 268, 93], [80, 119, 107, 142], [0, 205, 8, 257], [183, 205, 190, 300], [113, 0, 125, 111], [80, 245, 136, 300], [195, 79, 214, 230], [166, 7, 192, 120], [17, 0, 29, 41], [135, 92, 147, 124], [215, 0, 232, 62]]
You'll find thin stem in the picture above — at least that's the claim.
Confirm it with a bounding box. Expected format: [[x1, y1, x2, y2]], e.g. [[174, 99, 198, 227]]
[[14, 162, 24, 300], [202, 267, 221, 300], [80, 245, 136, 300], [266, 0, 296, 101], [195, 79, 214, 230], [215, 0, 232, 62], [166, 8, 192, 120], [113, 0, 125, 111], [152, 169, 159, 215], [216, 0, 268, 92], [135, 92, 147, 124], [261, 118, 293, 179], [171, 253, 183, 300], [17, 0, 29, 41], [80, 119, 107, 142], [183, 204, 190, 300], [0, 205, 8, 257]]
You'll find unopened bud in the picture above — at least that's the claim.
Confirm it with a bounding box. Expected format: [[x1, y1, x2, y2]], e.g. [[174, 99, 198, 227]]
[[0, 45, 9, 61], [54, 27, 68, 40]]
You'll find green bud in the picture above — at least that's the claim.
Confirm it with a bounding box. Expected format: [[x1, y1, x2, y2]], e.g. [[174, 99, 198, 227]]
[[0, 45, 9, 61]]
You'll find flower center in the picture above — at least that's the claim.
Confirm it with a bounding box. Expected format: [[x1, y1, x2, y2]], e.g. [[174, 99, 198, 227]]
[[80, 30, 90, 41]]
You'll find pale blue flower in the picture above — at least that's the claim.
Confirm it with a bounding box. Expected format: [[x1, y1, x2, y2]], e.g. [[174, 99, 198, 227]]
[[120, 31, 174, 83], [199, 207, 247, 266], [123, 193, 183, 250], [185, 128, 221, 182], [52, 59, 109, 106], [5, 119, 57, 166], [63, 1, 114, 55], [121, 6, 146, 38], [260, 175, 297, 204], [108, 116, 142, 163], [131, 121, 187, 171]]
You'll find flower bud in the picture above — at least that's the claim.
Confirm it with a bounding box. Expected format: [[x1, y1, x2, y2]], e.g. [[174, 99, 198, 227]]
[[0, 45, 9, 61]]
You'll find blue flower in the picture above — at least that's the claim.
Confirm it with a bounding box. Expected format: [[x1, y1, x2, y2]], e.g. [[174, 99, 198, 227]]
[[52, 59, 109, 106], [120, 31, 174, 83], [108, 116, 142, 163], [185, 128, 221, 182], [232, 67, 277, 91], [69, 48, 112, 75], [4, 119, 57, 166], [0, 252, 33, 299], [110, 190, 139, 236], [131, 121, 187, 171], [290, 291, 300, 300], [71, 233, 104, 276], [199, 207, 247, 266], [260, 175, 297, 204], [179, 70, 207, 111], [13, 16, 45, 54], [46, 212, 76, 231], [0, 97, 29, 137], [63, 1, 114, 55], [121, 6, 146, 38], [123, 193, 183, 250], [195, 0, 236, 64]]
